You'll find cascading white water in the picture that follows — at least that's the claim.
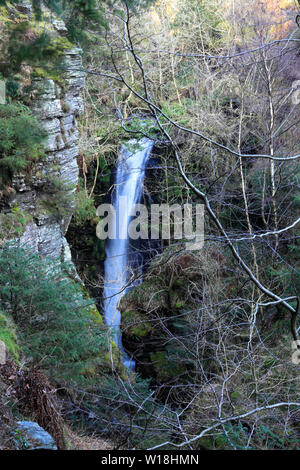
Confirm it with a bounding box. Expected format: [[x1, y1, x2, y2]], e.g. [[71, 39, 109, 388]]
[[103, 138, 154, 369]]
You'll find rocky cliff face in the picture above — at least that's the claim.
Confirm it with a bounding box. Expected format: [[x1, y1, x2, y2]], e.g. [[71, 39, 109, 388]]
[[8, 44, 85, 260]]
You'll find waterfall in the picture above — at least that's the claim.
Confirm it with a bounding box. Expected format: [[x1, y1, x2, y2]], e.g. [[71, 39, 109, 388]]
[[103, 138, 154, 369]]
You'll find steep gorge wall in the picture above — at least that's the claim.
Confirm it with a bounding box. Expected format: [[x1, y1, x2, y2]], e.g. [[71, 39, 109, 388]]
[[3, 3, 85, 261], [16, 51, 85, 260]]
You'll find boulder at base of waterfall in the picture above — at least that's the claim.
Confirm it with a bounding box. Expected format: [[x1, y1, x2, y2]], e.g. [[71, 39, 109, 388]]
[[16, 421, 57, 450]]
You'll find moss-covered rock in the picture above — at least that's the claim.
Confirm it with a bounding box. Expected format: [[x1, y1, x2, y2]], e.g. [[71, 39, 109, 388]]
[[118, 247, 226, 385], [121, 309, 152, 339], [87, 303, 104, 325], [0, 207, 32, 241], [150, 351, 186, 382], [119, 279, 168, 313]]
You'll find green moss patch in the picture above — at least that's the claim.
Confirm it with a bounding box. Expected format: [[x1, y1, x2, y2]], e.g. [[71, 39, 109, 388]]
[[121, 310, 152, 339], [150, 351, 186, 382], [0, 207, 32, 241], [119, 279, 168, 313], [0, 312, 20, 361]]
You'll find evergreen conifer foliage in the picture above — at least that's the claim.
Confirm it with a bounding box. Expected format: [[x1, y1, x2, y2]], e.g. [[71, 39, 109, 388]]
[[0, 244, 110, 384]]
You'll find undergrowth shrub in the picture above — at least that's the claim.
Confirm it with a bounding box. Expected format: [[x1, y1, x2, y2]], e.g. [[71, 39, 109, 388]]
[[73, 186, 96, 227], [0, 103, 46, 184]]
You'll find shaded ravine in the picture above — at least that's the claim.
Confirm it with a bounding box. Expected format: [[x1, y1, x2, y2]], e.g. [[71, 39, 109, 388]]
[[103, 138, 154, 369]]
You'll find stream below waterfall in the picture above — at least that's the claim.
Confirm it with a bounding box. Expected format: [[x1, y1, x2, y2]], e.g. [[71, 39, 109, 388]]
[[103, 138, 154, 369]]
